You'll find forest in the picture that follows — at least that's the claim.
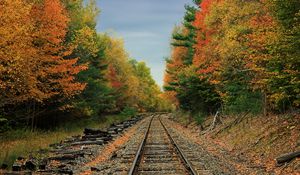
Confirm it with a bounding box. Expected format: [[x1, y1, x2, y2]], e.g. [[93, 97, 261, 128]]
[[164, 0, 300, 121], [0, 0, 172, 166], [162, 2, 299, 171], [0, 0, 299, 173], [0, 0, 170, 131]]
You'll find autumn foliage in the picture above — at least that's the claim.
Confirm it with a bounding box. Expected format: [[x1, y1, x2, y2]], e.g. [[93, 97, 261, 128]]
[[164, 0, 300, 116], [0, 0, 85, 107], [193, 0, 219, 77], [0, 0, 169, 130]]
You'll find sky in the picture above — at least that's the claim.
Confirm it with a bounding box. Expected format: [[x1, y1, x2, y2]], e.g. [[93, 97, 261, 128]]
[[96, 0, 191, 87]]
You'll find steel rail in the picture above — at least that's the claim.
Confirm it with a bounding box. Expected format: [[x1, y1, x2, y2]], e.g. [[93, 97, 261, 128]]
[[159, 116, 198, 175], [128, 115, 154, 175]]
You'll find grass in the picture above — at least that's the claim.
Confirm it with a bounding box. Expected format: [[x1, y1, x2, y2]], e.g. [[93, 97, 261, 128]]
[[0, 114, 132, 168], [172, 111, 191, 127], [213, 113, 300, 165]]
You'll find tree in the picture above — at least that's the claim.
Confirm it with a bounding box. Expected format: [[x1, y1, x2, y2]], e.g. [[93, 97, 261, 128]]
[[0, 0, 87, 129], [246, 0, 300, 111], [0, 0, 86, 107], [105, 38, 140, 111], [169, 66, 220, 115], [172, 1, 199, 65], [75, 34, 115, 116], [0, 0, 37, 106], [193, 0, 220, 82], [163, 26, 188, 107], [62, 0, 117, 116], [203, 0, 265, 114], [132, 61, 163, 111], [164, 1, 221, 118], [31, 0, 87, 103]]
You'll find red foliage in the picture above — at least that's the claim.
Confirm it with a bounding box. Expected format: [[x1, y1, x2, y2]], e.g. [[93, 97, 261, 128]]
[[193, 0, 220, 79], [107, 65, 122, 89], [245, 3, 278, 87]]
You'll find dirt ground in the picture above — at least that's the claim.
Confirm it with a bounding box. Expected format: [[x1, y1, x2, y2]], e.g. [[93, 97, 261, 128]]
[[171, 112, 300, 175]]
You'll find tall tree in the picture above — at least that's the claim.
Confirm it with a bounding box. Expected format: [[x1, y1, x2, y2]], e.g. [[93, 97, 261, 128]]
[[203, 0, 265, 113], [0, 0, 37, 106], [172, 1, 200, 65], [164, 1, 221, 118], [163, 26, 188, 107], [62, 0, 116, 116], [105, 38, 140, 111], [31, 0, 87, 102], [132, 61, 162, 111], [246, 0, 300, 111], [193, 0, 220, 82]]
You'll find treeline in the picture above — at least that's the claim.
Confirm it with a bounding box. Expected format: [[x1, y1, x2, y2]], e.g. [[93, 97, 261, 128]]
[[0, 0, 169, 130], [164, 0, 299, 119]]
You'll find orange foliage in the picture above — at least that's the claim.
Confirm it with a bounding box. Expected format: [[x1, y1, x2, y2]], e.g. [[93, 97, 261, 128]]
[[0, 0, 39, 104], [0, 0, 86, 106], [162, 91, 178, 107], [31, 0, 87, 99], [193, 0, 221, 81], [245, 5, 278, 90], [163, 46, 187, 106], [107, 64, 123, 89]]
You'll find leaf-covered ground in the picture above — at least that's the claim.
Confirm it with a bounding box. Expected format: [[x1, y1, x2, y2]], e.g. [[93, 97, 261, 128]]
[[172, 113, 300, 174]]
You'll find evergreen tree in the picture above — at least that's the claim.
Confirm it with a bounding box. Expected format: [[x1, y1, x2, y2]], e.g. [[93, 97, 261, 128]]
[[164, 0, 220, 119], [171, 0, 200, 65]]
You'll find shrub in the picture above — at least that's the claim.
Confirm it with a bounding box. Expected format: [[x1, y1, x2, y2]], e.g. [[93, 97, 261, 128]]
[[120, 106, 137, 119], [0, 116, 9, 133], [193, 112, 205, 125]]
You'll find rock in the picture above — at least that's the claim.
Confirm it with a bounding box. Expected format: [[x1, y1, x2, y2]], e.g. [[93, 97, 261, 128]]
[[82, 134, 107, 140], [39, 164, 46, 170], [1, 163, 8, 170], [108, 130, 117, 134], [58, 168, 73, 175], [80, 146, 88, 150], [17, 156, 25, 161], [110, 152, 117, 160], [64, 137, 79, 143], [12, 162, 22, 171], [58, 164, 66, 169], [102, 136, 113, 142], [25, 159, 37, 171], [116, 124, 125, 128], [49, 143, 63, 149], [91, 166, 100, 172], [84, 128, 108, 136], [39, 158, 47, 170]]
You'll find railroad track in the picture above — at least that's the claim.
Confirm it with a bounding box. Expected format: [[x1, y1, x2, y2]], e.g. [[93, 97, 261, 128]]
[[3, 113, 242, 174], [128, 115, 197, 175], [2, 116, 143, 174]]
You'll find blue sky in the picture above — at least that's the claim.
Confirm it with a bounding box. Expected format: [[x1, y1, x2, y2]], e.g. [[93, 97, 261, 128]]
[[96, 0, 191, 87]]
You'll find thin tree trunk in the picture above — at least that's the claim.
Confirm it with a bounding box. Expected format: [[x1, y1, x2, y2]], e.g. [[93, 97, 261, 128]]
[[31, 101, 35, 132], [263, 93, 267, 116]]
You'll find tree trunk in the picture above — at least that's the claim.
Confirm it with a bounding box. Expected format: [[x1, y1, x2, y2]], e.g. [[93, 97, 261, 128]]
[[275, 151, 300, 164], [263, 92, 267, 116]]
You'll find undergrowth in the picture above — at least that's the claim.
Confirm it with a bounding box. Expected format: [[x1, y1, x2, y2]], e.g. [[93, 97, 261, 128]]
[[0, 114, 133, 168]]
